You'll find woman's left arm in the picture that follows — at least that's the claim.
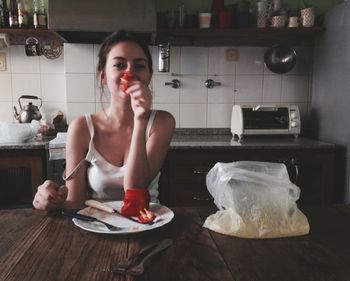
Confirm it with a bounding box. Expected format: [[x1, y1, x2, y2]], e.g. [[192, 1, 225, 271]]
[[124, 110, 175, 189]]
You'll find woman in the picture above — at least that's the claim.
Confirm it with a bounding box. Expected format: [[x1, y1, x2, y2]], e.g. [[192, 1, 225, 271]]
[[33, 31, 175, 211]]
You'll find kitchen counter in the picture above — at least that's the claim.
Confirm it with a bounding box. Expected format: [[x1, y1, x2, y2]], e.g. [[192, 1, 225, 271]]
[[0, 139, 49, 150], [171, 134, 334, 149], [0, 130, 335, 152], [0, 130, 337, 207]]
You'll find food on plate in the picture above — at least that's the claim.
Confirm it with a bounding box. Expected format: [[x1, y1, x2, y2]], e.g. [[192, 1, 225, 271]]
[[121, 189, 150, 217], [138, 208, 156, 224]]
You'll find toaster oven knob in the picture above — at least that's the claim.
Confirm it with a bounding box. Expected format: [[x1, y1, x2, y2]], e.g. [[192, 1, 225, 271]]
[[290, 112, 297, 119], [291, 121, 298, 128]]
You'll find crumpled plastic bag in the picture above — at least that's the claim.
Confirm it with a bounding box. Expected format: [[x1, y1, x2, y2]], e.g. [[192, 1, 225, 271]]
[[0, 120, 40, 143], [203, 161, 310, 239]]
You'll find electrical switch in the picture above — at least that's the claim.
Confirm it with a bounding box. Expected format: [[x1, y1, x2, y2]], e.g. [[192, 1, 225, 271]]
[[226, 48, 238, 61], [0, 52, 6, 71]]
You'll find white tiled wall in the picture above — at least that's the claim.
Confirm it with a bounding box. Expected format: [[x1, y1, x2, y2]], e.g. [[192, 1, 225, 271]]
[[0, 45, 66, 122], [0, 44, 312, 128]]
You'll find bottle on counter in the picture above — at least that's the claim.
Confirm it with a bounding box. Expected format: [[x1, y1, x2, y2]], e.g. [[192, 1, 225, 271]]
[[9, 0, 19, 28], [0, 0, 10, 28], [18, 1, 29, 28], [33, 0, 46, 29]]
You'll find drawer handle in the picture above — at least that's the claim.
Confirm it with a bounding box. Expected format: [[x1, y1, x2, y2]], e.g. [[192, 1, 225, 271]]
[[278, 158, 299, 184], [193, 196, 212, 201], [193, 170, 207, 174]]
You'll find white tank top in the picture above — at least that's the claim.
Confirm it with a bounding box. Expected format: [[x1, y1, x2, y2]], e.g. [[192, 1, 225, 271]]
[[84, 111, 160, 202]]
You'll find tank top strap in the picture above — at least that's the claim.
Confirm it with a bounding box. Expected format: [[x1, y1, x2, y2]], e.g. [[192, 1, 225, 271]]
[[146, 110, 157, 141], [84, 114, 95, 139]]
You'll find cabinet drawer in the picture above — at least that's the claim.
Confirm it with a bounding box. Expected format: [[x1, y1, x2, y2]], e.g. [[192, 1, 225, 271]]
[[159, 182, 213, 207], [165, 166, 210, 185]]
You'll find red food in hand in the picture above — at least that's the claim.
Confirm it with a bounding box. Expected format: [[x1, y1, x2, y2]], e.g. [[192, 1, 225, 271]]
[[121, 189, 150, 217], [138, 208, 156, 224], [121, 71, 133, 92]]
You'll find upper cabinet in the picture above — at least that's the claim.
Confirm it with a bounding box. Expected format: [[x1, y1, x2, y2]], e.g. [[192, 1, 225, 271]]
[[48, 0, 156, 44], [0, 0, 156, 45], [0, 0, 340, 46]]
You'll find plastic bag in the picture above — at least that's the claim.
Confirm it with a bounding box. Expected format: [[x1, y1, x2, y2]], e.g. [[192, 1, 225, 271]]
[[0, 120, 40, 143], [203, 161, 310, 239]]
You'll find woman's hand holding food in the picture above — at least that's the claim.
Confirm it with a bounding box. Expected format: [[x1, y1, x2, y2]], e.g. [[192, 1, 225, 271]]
[[33, 180, 68, 211], [120, 72, 152, 120]]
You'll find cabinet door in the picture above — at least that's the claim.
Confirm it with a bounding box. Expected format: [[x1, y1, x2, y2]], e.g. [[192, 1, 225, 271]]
[[159, 149, 242, 207], [159, 147, 335, 207], [0, 149, 47, 207]]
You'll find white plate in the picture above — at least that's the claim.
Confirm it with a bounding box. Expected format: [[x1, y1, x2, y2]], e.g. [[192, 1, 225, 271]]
[[72, 201, 174, 234]]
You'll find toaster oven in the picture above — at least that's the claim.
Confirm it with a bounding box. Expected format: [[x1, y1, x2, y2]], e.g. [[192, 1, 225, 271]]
[[231, 105, 301, 140]]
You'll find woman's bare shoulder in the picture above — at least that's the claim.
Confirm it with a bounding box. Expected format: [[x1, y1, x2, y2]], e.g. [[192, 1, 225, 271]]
[[152, 110, 175, 137], [66, 115, 90, 147], [154, 110, 176, 129]]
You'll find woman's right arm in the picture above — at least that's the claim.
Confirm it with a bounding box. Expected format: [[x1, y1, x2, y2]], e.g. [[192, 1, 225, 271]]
[[33, 116, 90, 211], [62, 116, 90, 210]]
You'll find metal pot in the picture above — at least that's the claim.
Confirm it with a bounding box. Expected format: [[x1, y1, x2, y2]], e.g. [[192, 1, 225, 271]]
[[264, 45, 297, 74], [13, 95, 42, 123]]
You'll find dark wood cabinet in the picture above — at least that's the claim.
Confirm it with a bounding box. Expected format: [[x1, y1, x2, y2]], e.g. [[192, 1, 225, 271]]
[[159, 146, 335, 207], [0, 148, 47, 208]]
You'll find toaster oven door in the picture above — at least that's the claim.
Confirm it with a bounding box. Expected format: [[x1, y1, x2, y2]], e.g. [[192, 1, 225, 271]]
[[243, 108, 289, 129]]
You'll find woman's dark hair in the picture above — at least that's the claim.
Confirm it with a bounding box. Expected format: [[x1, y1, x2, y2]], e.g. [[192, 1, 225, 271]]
[[97, 30, 153, 75]]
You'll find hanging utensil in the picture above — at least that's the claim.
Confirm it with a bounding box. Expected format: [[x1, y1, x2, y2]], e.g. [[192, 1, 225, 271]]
[[264, 45, 297, 74]]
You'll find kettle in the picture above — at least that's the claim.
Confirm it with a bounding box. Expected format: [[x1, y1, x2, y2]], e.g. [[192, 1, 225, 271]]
[[13, 95, 42, 123]]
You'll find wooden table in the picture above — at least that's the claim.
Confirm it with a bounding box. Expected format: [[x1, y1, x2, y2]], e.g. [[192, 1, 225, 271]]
[[1, 205, 350, 281]]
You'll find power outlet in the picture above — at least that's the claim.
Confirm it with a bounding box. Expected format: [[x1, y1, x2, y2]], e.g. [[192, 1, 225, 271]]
[[0, 52, 6, 71], [226, 48, 238, 61]]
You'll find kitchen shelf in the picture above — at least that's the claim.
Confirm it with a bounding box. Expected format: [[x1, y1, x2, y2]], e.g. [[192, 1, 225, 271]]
[[0, 28, 66, 46], [156, 27, 324, 46]]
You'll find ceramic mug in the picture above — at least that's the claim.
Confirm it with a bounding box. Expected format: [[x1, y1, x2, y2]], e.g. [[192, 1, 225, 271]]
[[271, 15, 286, 28], [219, 10, 233, 28], [25, 37, 42, 56], [198, 12, 212, 28], [256, 0, 268, 13], [300, 7, 315, 27], [288, 16, 299, 28], [257, 13, 268, 28]]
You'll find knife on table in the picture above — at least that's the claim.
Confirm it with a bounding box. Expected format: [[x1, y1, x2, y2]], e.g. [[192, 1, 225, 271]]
[[61, 210, 120, 230], [85, 200, 153, 225]]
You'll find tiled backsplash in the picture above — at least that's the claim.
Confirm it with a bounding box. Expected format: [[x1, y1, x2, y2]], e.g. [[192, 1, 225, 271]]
[[0, 44, 313, 128]]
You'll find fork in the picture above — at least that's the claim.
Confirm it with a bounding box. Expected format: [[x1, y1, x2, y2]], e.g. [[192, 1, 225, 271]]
[[61, 210, 121, 231], [115, 241, 159, 269], [110, 239, 173, 275]]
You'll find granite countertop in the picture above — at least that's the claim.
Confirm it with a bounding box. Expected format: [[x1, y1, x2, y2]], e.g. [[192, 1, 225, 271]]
[[0, 139, 49, 150], [170, 129, 335, 149], [0, 129, 335, 151]]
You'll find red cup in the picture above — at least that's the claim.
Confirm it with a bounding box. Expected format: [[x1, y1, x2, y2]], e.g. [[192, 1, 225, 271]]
[[211, 0, 224, 14], [219, 10, 233, 28]]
